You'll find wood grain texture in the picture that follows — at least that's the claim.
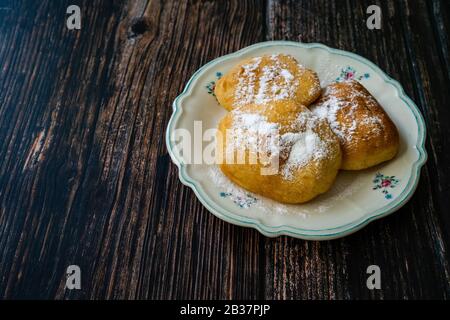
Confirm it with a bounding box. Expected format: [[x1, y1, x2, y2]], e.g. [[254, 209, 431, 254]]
[[0, 0, 449, 299], [264, 0, 450, 300]]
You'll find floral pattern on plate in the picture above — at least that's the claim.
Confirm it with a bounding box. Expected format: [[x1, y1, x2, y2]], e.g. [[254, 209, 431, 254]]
[[372, 173, 399, 199], [206, 72, 223, 96], [336, 66, 370, 82], [220, 192, 258, 208]]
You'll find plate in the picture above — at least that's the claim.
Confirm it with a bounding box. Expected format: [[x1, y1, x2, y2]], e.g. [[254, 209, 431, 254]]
[[166, 41, 427, 240]]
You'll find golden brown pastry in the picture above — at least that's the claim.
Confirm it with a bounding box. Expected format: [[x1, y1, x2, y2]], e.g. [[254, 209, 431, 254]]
[[216, 101, 342, 203], [214, 54, 321, 111], [310, 80, 399, 170]]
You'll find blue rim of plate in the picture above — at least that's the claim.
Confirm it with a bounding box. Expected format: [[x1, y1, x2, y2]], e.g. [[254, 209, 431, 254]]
[[165, 41, 428, 240]]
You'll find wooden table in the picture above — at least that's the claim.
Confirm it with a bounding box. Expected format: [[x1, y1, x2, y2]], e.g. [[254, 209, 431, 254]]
[[0, 0, 449, 300]]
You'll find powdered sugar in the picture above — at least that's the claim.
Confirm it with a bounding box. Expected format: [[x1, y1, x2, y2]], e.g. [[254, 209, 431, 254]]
[[226, 111, 280, 163], [234, 57, 262, 106], [234, 54, 300, 106], [311, 82, 385, 143], [280, 69, 294, 82], [312, 94, 351, 140], [225, 108, 333, 180], [280, 112, 333, 180], [282, 132, 323, 175]]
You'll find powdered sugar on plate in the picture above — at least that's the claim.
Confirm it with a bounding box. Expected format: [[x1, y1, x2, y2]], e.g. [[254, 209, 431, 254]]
[[208, 165, 363, 217], [208, 165, 305, 217]]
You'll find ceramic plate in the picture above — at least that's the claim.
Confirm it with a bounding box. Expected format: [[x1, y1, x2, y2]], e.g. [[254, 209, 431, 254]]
[[166, 41, 427, 240]]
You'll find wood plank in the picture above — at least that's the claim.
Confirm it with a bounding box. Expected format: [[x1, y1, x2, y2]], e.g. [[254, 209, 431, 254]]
[[0, 0, 265, 299], [264, 0, 450, 299]]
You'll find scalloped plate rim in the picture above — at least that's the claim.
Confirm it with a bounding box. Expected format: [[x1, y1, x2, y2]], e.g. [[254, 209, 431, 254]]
[[166, 40, 428, 240]]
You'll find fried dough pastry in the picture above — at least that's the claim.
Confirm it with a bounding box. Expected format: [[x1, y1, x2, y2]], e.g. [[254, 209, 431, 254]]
[[216, 101, 342, 204], [310, 80, 399, 170], [214, 54, 321, 111]]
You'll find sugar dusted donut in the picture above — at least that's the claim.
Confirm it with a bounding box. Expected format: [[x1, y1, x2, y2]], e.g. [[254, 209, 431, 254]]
[[310, 80, 399, 170], [214, 54, 321, 111], [216, 101, 341, 204]]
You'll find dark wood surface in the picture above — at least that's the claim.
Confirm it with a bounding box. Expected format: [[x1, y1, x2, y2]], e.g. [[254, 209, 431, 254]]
[[0, 0, 449, 299]]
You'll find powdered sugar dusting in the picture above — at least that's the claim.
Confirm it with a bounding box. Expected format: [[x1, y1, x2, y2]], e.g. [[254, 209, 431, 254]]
[[226, 108, 334, 181], [226, 111, 280, 164], [312, 94, 351, 140], [280, 112, 333, 180], [234, 57, 262, 106], [234, 54, 300, 106], [280, 69, 294, 82], [311, 82, 385, 144]]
